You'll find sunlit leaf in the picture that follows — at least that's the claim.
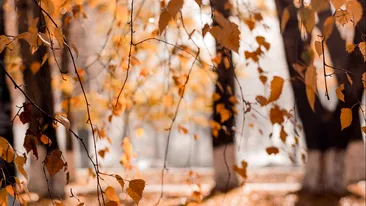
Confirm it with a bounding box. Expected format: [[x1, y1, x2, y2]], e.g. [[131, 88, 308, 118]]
[[127, 179, 145, 205], [323, 16, 334, 40], [299, 7, 315, 33], [359, 42, 366, 62], [40, 134, 52, 146], [314, 41, 323, 56], [331, 0, 346, 10], [346, 0, 363, 26], [336, 83, 345, 102], [305, 65, 317, 111]]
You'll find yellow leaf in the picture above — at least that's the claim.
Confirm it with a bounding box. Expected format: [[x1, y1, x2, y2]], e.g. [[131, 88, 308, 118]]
[[135, 128, 144, 137], [267, 76, 284, 104], [105, 186, 119, 204], [0, 188, 8, 205], [0, 137, 14, 163], [323, 16, 334, 40], [5, 185, 14, 196], [40, 134, 52, 146], [359, 42, 366, 62], [331, 0, 346, 10], [127, 179, 145, 205], [41, 0, 55, 15], [314, 41, 323, 56], [159, 10, 171, 34], [336, 84, 345, 102], [340, 108, 352, 130], [115, 175, 125, 191], [346, 0, 363, 26], [299, 7, 315, 33], [53, 28, 64, 48], [281, 7, 290, 32], [305, 66, 317, 111], [14, 155, 27, 179], [266, 147, 279, 155]]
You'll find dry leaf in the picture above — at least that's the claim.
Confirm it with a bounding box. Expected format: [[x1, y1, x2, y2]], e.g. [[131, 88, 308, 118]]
[[45, 150, 64, 177], [346, 44, 355, 53], [159, 10, 171, 34], [105, 186, 120, 205], [331, 0, 347, 10], [299, 7, 315, 33], [336, 84, 345, 102], [314, 41, 323, 56], [167, 0, 184, 18], [267, 76, 284, 104], [335, 9, 350, 26], [323, 16, 334, 40], [14, 155, 27, 179], [256, 95, 268, 106], [233, 160, 247, 179], [311, 0, 330, 12], [0, 137, 14, 163], [362, 126, 366, 134], [115, 175, 125, 191], [269, 105, 285, 125], [340, 108, 352, 130], [127, 179, 145, 205], [305, 66, 317, 111], [346, 0, 363, 26], [266, 147, 279, 155]]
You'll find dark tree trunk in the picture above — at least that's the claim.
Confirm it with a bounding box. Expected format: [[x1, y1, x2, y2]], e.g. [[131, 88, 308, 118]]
[[210, 0, 239, 192], [0, 0, 16, 188], [274, 0, 365, 193]]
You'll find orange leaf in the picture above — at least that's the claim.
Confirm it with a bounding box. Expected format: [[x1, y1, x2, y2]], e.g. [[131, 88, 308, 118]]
[[340, 108, 352, 130], [305, 66, 317, 111], [127, 179, 145, 205], [45, 150, 64, 177], [40, 134, 52, 146], [323, 16, 334, 40], [267, 76, 284, 104], [266, 147, 279, 155], [281, 8, 290, 32], [159, 10, 171, 34], [336, 84, 345, 102], [346, 0, 363, 26], [331, 0, 346, 10], [362, 126, 366, 134]]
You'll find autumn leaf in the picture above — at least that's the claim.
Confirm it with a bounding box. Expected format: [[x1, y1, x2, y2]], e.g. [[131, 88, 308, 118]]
[[346, 73, 353, 85], [0, 137, 14, 163], [336, 84, 345, 102], [269, 105, 285, 125], [267, 76, 284, 104], [346, 0, 363, 26], [266, 147, 279, 155], [233, 160, 248, 179], [323, 16, 334, 40], [359, 42, 366, 62], [256, 95, 267, 106], [30, 62, 41, 74], [105, 186, 120, 205], [280, 126, 287, 143], [195, 0, 202, 7], [167, 0, 184, 18], [362, 126, 366, 134], [346, 44, 355, 53], [24, 135, 38, 159], [115, 175, 125, 191], [127, 179, 145, 205], [210, 11, 240, 52], [41, 0, 55, 15], [45, 150, 64, 177], [178, 125, 188, 134], [335, 9, 350, 26], [305, 65, 317, 111], [40, 134, 52, 146], [299, 7, 315, 33], [340, 108, 352, 130], [14, 155, 27, 179], [314, 41, 323, 56], [281, 7, 290, 32], [331, 0, 346, 10], [159, 10, 171, 34]]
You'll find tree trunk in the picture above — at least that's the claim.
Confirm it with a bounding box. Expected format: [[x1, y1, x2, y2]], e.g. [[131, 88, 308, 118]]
[[210, 0, 239, 192], [274, 0, 365, 194], [16, 0, 64, 197], [0, 0, 16, 188]]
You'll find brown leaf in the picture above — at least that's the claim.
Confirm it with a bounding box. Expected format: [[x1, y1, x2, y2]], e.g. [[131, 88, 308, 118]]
[[266, 147, 279, 155], [269, 105, 285, 125], [167, 0, 184, 18], [280, 126, 287, 143], [299, 7, 315, 33], [45, 150, 64, 177], [115, 175, 125, 191], [314, 41, 323, 56], [281, 8, 290, 32], [346, 73, 353, 85], [336, 84, 345, 102], [340, 108, 352, 130], [127, 179, 145, 205], [202, 24, 210, 37], [331, 0, 347, 10], [323, 16, 334, 40], [362, 126, 366, 134], [24, 135, 38, 159], [305, 66, 317, 111], [159, 10, 171, 35], [267, 76, 284, 104], [30, 62, 41, 74], [233, 160, 248, 179], [256, 95, 267, 106]]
